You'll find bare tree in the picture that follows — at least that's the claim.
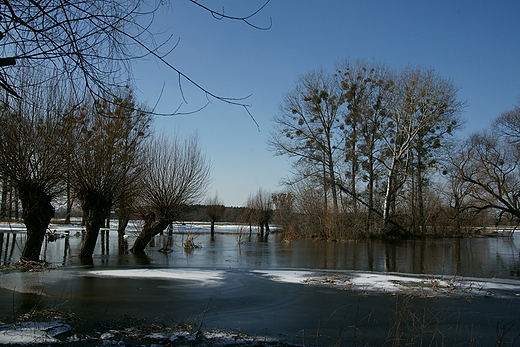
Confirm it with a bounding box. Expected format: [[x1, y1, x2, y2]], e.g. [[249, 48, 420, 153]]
[[270, 62, 465, 237], [131, 133, 211, 252], [379, 66, 464, 233], [335, 59, 394, 232], [205, 194, 225, 237], [271, 191, 297, 234], [447, 102, 520, 224], [494, 102, 520, 146], [270, 70, 343, 214], [246, 188, 273, 237], [0, 75, 70, 262], [0, 1, 271, 114], [66, 88, 152, 258], [449, 131, 520, 222]]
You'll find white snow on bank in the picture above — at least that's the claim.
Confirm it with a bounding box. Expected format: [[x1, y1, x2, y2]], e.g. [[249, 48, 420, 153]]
[[252, 270, 314, 284], [86, 268, 226, 286], [0, 321, 71, 345], [252, 269, 520, 298]]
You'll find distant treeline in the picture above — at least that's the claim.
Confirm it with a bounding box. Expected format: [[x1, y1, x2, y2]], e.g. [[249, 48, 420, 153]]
[[179, 205, 247, 223]]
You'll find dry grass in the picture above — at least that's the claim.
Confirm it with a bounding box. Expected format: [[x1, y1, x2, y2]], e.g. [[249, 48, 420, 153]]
[[183, 236, 201, 249], [17, 301, 80, 324]]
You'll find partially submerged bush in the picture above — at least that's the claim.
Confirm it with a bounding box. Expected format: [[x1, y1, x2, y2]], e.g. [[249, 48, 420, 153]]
[[183, 237, 201, 249]]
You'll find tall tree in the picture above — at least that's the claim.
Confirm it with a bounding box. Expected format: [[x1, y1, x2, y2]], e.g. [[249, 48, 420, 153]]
[[270, 70, 343, 214], [0, 76, 70, 262], [335, 59, 394, 231], [450, 130, 520, 221], [131, 134, 210, 252], [66, 89, 151, 258], [270, 62, 464, 236], [378, 67, 463, 233]]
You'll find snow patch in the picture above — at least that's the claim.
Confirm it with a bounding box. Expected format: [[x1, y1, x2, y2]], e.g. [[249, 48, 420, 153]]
[[252, 270, 314, 284], [252, 269, 520, 298], [86, 268, 226, 286]]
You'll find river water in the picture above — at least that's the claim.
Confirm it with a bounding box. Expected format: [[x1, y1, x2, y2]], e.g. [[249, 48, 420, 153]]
[[2, 222, 519, 279], [1, 222, 520, 346]]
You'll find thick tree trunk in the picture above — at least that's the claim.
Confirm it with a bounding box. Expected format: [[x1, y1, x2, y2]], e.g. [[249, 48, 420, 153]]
[[1, 176, 8, 219], [131, 212, 169, 252], [210, 220, 215, 237], [79, 196, 109, 258], [65, 182, 72, 224], [117, 205, 131, 236], [17, 182, 55, 262], [117, 217, 129, 237]]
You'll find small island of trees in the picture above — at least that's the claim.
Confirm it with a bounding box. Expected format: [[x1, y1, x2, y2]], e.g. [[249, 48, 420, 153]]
[[269, 59, 520, 241]]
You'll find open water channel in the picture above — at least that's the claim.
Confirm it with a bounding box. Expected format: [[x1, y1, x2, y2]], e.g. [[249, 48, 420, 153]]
[[1, 222, 520, 346]]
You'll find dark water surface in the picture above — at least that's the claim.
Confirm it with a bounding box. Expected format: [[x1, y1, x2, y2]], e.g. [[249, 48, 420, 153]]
[[2, 223, 520, 279], [1, 223, 520, 346]]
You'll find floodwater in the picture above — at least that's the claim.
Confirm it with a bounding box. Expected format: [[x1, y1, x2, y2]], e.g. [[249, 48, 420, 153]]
[[1, 222, 520, 346]]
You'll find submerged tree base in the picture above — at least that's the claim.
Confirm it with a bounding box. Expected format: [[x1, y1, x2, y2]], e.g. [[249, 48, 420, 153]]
[[12, 257, 53, 271], [130, 213, 170, 252]]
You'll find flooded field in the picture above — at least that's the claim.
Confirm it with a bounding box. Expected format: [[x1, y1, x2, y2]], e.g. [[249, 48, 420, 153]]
[[1, 222, 520, 346]]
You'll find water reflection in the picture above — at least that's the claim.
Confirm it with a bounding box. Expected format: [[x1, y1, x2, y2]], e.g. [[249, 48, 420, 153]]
[[0, 231, 18, 264], [1, 226, 520, 280]]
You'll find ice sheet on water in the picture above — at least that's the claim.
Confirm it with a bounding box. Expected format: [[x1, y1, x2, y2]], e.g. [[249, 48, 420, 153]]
[[86, 268, 226, 286]]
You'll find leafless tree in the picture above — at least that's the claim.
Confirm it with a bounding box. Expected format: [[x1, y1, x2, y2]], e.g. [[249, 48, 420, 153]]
[[0, 74, 70, 261], [449, 130, 520, 222], [205, 194, 225, 237], [335, 59, 394, 232], [65, 88, 152, 258], [448, 103, 520, 224], [131, 133, 211, 252], [379, 66, 464, 233], [246, 188, 273, 236], [270, 70, 343, 214], [0, 1, 271, 114], [494, 102, 520, 146], [270, 62, 465, 237], [271, 191, 297, 234]]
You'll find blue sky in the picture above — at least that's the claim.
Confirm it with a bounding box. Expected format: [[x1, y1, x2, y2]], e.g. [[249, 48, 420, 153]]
[[132, 1, 520, 207]]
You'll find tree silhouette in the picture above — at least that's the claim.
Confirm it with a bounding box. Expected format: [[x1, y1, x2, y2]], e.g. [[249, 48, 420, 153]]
[[131, 133, 210, 252], [0, 1, 271, 114], [65, 88, 152, 258], [0, 72, 71, 262]]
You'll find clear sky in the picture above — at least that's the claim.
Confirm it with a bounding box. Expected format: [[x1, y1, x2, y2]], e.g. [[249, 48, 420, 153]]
[[131, 0, 520, 207]]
